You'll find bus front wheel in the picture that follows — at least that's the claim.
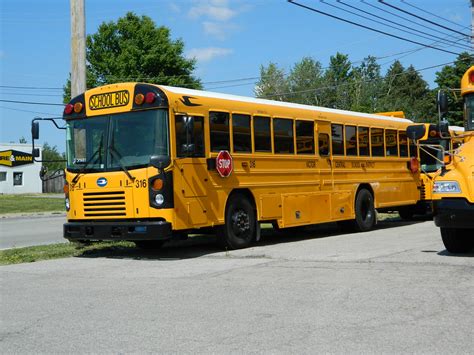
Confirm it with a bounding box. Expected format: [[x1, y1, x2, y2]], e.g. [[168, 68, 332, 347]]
[[220, 194, 256, 250], [354, 189, 376, 232], [440, 228, 473, 253]]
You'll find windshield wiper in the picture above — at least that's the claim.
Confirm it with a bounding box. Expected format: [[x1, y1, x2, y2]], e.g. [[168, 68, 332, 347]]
[[108, 145, 136, 181], [72, 136, 104, 184]]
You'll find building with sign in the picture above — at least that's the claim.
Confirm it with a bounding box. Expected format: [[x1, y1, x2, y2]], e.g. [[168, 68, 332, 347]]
[[0, 143, 42, 194]]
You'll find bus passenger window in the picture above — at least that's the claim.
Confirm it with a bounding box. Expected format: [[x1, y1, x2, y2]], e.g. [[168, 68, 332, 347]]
[[210, 111, 230, 152], [253, 116, 271, 152], [409, 139, 418, 158], [331, 124, 344, 155], [371, 128, 384, 157], [385, 129, 398, 157], [175, 115, 204, 157], [318, 133, 330, 156], [296, 120, 315, 154], [273, 118, 294, 154], [358, 127, 369, 156], [345, 125, 357, 156], [232, 114, 251, 153], [399, 131, 408, 157]]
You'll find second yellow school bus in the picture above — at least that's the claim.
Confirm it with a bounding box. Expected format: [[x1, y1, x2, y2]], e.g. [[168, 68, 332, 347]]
[[55, 83, 420, 249]]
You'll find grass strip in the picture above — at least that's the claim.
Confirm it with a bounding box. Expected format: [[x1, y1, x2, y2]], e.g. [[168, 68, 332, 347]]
[[0, 241, 135, 265], [0, 194, 65, 214]]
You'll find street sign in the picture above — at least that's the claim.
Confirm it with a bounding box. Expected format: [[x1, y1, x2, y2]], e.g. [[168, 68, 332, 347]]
[[216, 150, 233, 178]]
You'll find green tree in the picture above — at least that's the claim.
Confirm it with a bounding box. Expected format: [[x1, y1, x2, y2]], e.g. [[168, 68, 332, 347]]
[[434, 52, 474, 126], [287, 57, 324, 105], [322, 53, 353, 109], [42, 143, 66, 173], [254, 62, 289, 101], [379, 61, 434, 121], [350, 56, 382, 112], [64, 12, 201, 102]]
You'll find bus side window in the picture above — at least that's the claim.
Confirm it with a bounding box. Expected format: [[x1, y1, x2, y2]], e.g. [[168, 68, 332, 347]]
[[399, 130, 408, 157], [385, 129, 398, 157], [331, 124, 344, 155], [371, 128, 384, 157], [358, 127, 369, 156], [232, 114, 251, 153], [345, 125, 357, 156], [175, 115, 205, 157], [296, 120, 315, 155], [318, 133, 330, 156], [409, 139, 418, 158], [210, 111, 230, 152], [273, 118, 294, 154], [253, 116, 271, 152]]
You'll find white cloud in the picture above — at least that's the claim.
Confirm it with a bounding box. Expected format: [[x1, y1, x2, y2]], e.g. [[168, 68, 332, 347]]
[[186, 47, 233, 62], [203, 21, 237, 40], [188, 0, 237, 22]]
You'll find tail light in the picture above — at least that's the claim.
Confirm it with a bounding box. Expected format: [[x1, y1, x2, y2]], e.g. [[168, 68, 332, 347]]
[[410, 157, 419, 173]]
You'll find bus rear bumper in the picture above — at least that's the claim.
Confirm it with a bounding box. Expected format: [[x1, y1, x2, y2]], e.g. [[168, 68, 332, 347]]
[[433, 198, 474, 229], [64, 220, 172, 242]]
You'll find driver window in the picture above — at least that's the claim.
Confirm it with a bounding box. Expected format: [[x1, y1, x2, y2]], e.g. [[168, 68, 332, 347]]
[[175, 115, 205, 157]]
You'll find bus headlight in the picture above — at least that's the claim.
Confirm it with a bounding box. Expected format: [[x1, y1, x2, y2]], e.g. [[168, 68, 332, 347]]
[[154, 194, 165, 205], [65, 197, 70, 211], [433, 181, 461, 193]]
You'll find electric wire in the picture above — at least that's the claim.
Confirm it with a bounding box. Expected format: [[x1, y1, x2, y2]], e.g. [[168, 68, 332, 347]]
[[287, 0, 461, 56], [333, 0, 471, 50], [379, 0, 471, 39], [401, 0, 470, 30]]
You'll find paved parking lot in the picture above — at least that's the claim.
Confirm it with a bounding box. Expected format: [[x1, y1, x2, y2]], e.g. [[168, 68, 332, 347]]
[[1, 220, 473, 353]]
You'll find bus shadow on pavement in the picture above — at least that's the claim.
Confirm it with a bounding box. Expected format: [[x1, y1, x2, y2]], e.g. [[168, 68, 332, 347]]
[[75, 217, 427, 261]]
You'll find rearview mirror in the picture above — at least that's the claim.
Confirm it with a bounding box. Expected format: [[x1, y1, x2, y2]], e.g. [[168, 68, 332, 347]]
[[32, 121, 39, 140], [150, 155, 171, 170], [437, 90, 448, 116], [406, 124, 427, 141]]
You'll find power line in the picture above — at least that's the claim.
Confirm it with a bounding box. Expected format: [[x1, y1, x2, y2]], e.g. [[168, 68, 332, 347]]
[[0, 99, 64, 106], [287, 0, 461, 56], [361, 0, 468, 41], [333, 0, 471, 51], [401, 0, 470, 30], [0, 85, 63, 90], [379, 0, 471, 39], [0, 106, 61, 117]]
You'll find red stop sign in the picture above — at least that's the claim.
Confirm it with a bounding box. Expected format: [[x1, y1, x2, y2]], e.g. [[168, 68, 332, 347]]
[[216, 150, 233, 178]]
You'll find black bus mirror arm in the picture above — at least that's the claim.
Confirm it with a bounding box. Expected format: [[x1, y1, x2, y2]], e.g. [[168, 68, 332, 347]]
[[31, 116, 66, 163]]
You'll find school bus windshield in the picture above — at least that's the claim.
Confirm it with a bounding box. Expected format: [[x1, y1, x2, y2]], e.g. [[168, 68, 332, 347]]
[[66, 109, 169, 172]]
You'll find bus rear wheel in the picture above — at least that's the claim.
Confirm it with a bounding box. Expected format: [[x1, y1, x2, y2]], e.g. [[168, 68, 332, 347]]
[[134, 240, 165, 250], [440, 228, 473, 253], [354, 189, 376, 232], [220, 194, 256, 250]]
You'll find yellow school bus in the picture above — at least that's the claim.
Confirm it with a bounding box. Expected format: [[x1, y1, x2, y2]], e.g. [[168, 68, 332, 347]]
[[408, 67, 474, 253], [399, 124, 464, 219], [37, 83, 421, 249]]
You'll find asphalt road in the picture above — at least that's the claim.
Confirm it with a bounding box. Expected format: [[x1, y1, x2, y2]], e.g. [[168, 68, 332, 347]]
[[1, 220, 473, 353], [0, 214, 66, 249]]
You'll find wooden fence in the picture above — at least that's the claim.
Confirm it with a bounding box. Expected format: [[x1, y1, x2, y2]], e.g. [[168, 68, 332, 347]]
[[42, 171, 65, 193]]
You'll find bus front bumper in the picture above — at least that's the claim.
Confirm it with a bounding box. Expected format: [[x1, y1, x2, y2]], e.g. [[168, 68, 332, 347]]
[[64, 220, 172, 242], [433, 198, 474, 229]]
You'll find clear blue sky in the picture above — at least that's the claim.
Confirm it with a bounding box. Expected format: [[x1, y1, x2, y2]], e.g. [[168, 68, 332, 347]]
[[0, 0, 471, 152]]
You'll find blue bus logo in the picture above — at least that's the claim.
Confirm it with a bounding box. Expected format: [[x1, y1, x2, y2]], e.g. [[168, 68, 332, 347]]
[[97, 177, 108, 187]]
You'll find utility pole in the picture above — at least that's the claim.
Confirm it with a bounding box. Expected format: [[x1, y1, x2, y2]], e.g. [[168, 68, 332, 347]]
[[70, 0, 86, 98], [471, 0, 473, 51]]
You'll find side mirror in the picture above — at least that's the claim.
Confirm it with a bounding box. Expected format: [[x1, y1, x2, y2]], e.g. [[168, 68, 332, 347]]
[[150, 155, 171, 170], [40, 166, 47, 179], [33, 148, 40, 158], [406, 124, 427, 141], [437, 90, 448, 116], [32, 121, 39, 140]]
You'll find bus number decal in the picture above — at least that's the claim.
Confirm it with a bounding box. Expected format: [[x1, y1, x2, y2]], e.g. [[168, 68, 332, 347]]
[[135, 179, 147, 188]]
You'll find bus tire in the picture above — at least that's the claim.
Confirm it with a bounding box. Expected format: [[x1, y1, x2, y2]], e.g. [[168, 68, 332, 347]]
[[134, 240, 165, 250], [220, 194, 256, 250], [353, 189, 376, 232], [440, 228, 473, 253], [398, 206, 415, 220]]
